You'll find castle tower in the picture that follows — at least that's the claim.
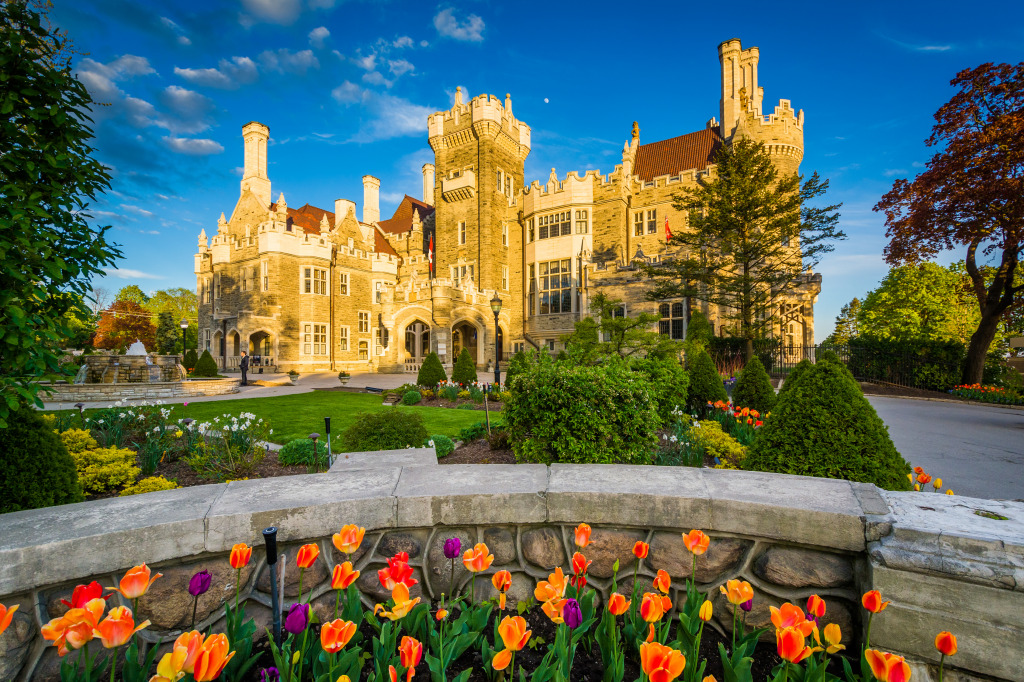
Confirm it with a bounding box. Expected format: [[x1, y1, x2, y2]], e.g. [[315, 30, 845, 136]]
[[363, 175, 380, 224], [427, 88, 531, 292], [240, 121, 271, 206], [421, 163, 435, 203]]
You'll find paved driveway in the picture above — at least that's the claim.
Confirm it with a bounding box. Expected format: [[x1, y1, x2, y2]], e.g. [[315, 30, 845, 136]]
[[867, 396, 1024, 501]]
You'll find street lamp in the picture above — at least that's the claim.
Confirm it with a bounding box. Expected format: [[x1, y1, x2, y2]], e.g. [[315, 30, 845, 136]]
[[490, 293, 502, 387], [179, 318, 188, 358]]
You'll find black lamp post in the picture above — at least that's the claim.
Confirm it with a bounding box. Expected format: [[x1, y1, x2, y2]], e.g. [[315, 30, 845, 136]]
[[490, 293, 502, 387], [179, 318, 188, 357]]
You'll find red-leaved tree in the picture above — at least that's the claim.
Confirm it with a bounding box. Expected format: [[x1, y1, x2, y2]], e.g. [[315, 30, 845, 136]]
[[93, 300, 156, 352], [875, 62, 1024, 384]]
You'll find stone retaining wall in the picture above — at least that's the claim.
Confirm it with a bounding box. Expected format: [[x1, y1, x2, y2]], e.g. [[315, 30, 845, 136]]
[[43, 378, 239, 403], [1, 465, 1021, 681]]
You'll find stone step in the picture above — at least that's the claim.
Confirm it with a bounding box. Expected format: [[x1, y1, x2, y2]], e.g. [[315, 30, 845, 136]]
[[382, 393, 401, 405]]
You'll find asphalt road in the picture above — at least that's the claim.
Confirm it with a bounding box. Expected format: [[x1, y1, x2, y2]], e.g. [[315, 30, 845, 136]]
[[867, 396, 1024, 501]]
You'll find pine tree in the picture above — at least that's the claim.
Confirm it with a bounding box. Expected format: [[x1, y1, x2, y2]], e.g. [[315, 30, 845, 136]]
[[778, 358, 812, 397], [417, 352, 447, 387], [191, 350, 219, 377], [731, 356, 776, 413], [686, 349, 727, 413], [827, 298, 861, 345], [155, 312, 178, 354], [452, 348, 477, 384], [183, 349, 199, 372]]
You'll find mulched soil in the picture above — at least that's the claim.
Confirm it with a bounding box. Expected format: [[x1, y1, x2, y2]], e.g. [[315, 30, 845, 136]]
[[440, 438, 515, 464]]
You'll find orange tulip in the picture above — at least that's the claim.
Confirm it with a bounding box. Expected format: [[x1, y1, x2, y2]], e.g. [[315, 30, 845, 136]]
[[462, 543, 494, 572], [399, 636, 422, 681], [152, 646, 190, 682], [819, 623, 845, 654], [607, 593, 631, 616], [321, 619, 357, 653], [332, 562, 360, 590], [639, 641, 686, 682], [574, 523, 592, 548], [435, 609, 448, 621], [109, 563, 162, 600], [374, 583, 421, 621], [534, 567, 568, 602], [332, 525, 366, 555], [769, 603, 814, 637], [192, 633, 236, 682], [776, 626, 815, 664], [229, 543, 252, 569], [497, 615, 531, 652], [645, 623, 657, 642], [0, 603, 19, 637], [172, 630, 205, 674], [571, 552, 592, 576], [913, 466, 924, 475], [935, 631, 957, 656], [865, 649, 911, 682], [640, 592, 665, 623], [296, 543, 320, 569], [719, 579, 754, 606], [653, 569, 671, 594], [703, 677, 718, 682], [93, 606, 150, 648], [682, 530, 710, 555], [698, 600, 713, 622], [492, 649, 513, 671], [917, 473, 932, 485], [42, 598, 106, 657], [862, 590, 890, 614], [540, 598, 567, 624], [633, 541, 650, 559], [492, 570, 512, 609], [806, 594, 826, 620]]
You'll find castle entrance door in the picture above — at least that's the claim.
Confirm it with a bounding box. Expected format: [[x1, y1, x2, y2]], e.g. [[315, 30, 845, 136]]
[[405, 320, 430, 361], [452, 322, 478, 363]]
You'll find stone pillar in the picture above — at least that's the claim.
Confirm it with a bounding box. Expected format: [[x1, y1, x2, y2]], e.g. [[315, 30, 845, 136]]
[[363, 175, 380, 224]]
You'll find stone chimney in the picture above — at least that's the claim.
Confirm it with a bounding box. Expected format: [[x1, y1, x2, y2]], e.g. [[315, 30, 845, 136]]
[[362, 175, 380, 224], [240, 121, 271, 206], [334, 199, 355, 228], [422, 163, 435, 204]]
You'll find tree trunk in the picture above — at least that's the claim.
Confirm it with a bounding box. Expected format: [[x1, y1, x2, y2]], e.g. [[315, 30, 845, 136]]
[[745, 337, 754, 364], [961, 313, 1001, 384]]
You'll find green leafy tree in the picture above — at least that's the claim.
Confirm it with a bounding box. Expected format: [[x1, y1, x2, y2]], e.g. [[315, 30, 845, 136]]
[[0, 2, 122, 426], [416, 351, 447, 387], [563, 293, 681, 363], [731, 356, 776, 413], [451, 347, 477, 384], [826, 297, 861, 346], [191, 349, 219, 377], [154, 312, 178, 355], [686, 348, 727, 413], [644, 138, 844, 361], [145, 287, 197, 352], [115, 284, 149, 306], [59, 296, 97, 350]]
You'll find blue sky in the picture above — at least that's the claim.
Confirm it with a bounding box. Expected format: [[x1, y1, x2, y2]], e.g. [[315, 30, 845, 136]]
[[53, 0, 1024, 338]]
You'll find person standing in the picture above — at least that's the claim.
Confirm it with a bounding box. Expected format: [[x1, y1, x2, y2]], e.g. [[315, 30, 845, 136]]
[[239, 350, 249, 386]]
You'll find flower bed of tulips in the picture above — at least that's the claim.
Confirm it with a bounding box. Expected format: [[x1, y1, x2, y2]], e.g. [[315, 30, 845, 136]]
[[948, 383, 1024, 405], [0, 523, 962, 682]]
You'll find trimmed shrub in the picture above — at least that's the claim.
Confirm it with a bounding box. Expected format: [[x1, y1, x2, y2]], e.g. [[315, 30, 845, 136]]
[[684, 311, 712, 355], [60, 428, 98, 454], [402, 390, 422, 405], [417, 352, 447, 388], [183, 349, 199, 371], [731, 356, 776, 414], [691, 421, 746, 468], [119, 476, 178, 496], [848, 337, 964, 391], [0, 405, 84, 513], [505, 360, 659, 464], [278, 438, 316, 465], [505, 350, 534, 391], [686, 349, 728, 413], [72, 446, 140, 494], [192, 349, 219, 377], [452, 348, 477, 384], [743, 361, 912, 490], [426, 434, 455, 458], [339, 410, 428, 452], [630, 357, 690, 425], [778, 359, 813, 398]]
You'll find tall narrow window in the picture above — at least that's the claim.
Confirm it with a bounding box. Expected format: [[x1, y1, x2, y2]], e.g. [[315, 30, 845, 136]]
[[658, 302, 685, 340], [647, 209, 657, 234], [560, 211, 571, 236], [375, 329, 384, 356], [339, 272, 349, 295], [505, 175, 512, 197], [527, 218, 535, 242], [501, 265, 508, 291], [214, 273, 221, 298], [339, 326, 349, 351], [375, 282, 382, 303], [358, 311, 369, 333], [240, 267, 248, 291], [576, 209, 589, 234], [358, 340, 368, 360], [502, 222, 508, 246], [261, 261, 268, 291], [459, 221, 467, 245], [633, 212, 644, 237]]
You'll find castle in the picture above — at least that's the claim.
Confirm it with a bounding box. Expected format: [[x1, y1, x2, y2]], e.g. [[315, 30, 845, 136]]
[[194, 39, 821, 374]]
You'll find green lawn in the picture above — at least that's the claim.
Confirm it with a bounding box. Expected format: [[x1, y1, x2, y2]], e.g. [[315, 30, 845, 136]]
[[49, 392, 489, 445]]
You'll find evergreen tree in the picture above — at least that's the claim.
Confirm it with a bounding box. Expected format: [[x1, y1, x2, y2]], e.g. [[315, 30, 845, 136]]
[[191, 350, 219, 377], [563, 293, 681, 363], [183, 349, 199, 372], [731, 356, 776, 413], [778, 358, 812, 397], [644, 138, 844, 361], [685, 310, 713, 350], [0, 404, 84, 512], [155, 312, 178, 355], [826, 297, 861, 345], [451, 347, 477, 384], [686, 349, 727, 413], [416, 351, 447, 387]]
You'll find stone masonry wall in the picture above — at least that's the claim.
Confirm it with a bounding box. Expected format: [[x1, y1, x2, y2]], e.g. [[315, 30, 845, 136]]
[[45, 378, 239, 403]]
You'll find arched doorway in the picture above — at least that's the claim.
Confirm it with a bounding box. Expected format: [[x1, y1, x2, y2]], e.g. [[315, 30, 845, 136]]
[[230, 331, 240, 356], [249, 331, 274, 369], [404, 320, 430, 362], [452, 322, 478, 363]]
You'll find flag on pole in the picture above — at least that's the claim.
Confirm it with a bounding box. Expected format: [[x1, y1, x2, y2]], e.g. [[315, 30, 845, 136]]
[[427, 234, 434, 276], [665, 215, 672, 243]]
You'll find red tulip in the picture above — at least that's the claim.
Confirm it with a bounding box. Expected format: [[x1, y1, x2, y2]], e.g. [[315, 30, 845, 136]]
[[862, 590, 890, 614], [935, 631, 957, 656], [633, 541, 649, 559], [296, 543, 320, 569]]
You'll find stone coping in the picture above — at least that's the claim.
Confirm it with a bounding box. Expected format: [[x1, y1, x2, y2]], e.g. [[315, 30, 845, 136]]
[[0, 465, 889, 597]]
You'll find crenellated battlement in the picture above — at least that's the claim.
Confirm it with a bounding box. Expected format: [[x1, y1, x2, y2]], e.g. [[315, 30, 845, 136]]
[[428, 88, 531, 151]]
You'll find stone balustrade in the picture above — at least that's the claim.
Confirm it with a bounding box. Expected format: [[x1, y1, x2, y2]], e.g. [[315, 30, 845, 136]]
[[1, 465, 1021, 681]]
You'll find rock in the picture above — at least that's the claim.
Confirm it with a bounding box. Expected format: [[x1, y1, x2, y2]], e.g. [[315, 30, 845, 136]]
[[580, 529, 645, 579], [256, 544, 329, 598], [377, 531, 427, 560], [477, 571, 535, 610], [617, 575, 655, 600], [522, 527, 565, 570], [137, 560, 255, 630], [356, 565, 425, 603], [483, 527, 517, 565], [424, 528, 474, 599], [754, 548, 854, 588], [647, 533, 750, 583], [0, 609, 34, 680]]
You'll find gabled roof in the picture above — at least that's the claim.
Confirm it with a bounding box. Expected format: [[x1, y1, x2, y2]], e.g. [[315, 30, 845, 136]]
[[633, 128, 723, 181], [268, 202, 336, 235], [375, 229, 398, 256], [377, 195, 435, 235]]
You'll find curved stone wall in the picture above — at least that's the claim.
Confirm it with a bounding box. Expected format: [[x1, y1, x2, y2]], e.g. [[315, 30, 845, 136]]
[[44, 377, 240, 402], [1, 464, 1021, 681]]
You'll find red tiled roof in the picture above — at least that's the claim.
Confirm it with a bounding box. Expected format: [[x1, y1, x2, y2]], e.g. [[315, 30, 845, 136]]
[[377, 195, 435, 235], [268, 202, 336, 235], [375, 229, 398, 257], [633, 128, 723, 181]]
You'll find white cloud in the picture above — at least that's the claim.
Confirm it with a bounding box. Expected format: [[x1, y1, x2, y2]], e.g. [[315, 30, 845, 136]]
[[882, 168, 907, 177], [241, 0, 301, 24], [76, 55, 156, 100], [174, 56, 258, 89], [139, 229, 161, 235], [420, 40, 429, 47], [163, 136, 225, 155], [393, 36, 414, 48], [388, 59, 415, 77], [362, 71, 390, 87], [160, 17, 191, 45], [331, 81, 366, 104], [104, 267, 164, 280], [354, 53, 377, 71], [259, 49, 319, 74], [120, 204, 155, 218], [433, 8, 484, 42], [309, 26, 330, 48], [354, 93, 433, 142]]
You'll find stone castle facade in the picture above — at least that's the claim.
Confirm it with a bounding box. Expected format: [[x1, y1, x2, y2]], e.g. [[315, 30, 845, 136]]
[[195, 39, 821, 374]]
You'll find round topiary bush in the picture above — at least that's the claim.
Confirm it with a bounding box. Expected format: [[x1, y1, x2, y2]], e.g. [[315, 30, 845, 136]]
[[426, 434, 454, 458], [0, 404, 84, 512], [731, 356, 776, 414], [417, 351, 447, 388], [686, 349, 728, 413], [778, 359, 813, 398], [630, 357, 690, 425], [191, 349, 219, 377], [452, 347, 477, 384], [183, 348, 199, 372], [742, 360, 912, 490], [402, 389, 422, 405], [339, 410, 429, 452], [278, 438, 317, 465]]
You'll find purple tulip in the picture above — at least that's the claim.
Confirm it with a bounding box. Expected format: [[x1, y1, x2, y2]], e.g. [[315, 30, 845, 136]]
[[260, 668, 281, 682], [283, 603, 310, 635], [740, 598, 753, 613], [188, 569, 212, 597], [443, 537, 461, 560], [562, 598, 582, 629]]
